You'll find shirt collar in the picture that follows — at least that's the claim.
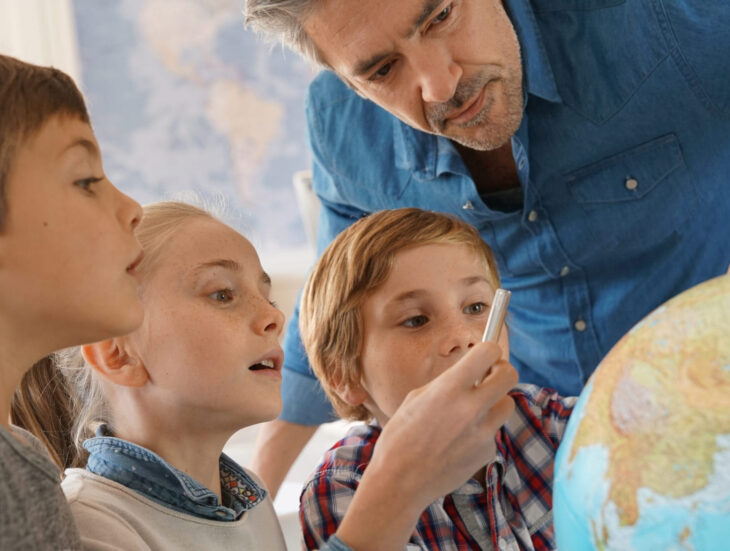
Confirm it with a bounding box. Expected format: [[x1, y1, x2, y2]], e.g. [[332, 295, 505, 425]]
[[84, 426, 266, 521], [393, 0, 561, 178]]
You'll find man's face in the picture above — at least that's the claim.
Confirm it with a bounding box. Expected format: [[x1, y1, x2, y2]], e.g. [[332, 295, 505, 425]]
[[304, 0, 524, 150]]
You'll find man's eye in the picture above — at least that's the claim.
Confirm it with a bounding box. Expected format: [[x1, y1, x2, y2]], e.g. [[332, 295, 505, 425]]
[[74, 176, 103, 191], [403, 315, 429, 328], [371, 62, 394, 81], [210, 289, 234, 302], [464, 302, 488, 315], [432, 4, 452, 25]]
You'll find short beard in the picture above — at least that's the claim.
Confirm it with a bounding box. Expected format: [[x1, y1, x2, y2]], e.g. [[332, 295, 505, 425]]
[[425, 68, 524, 151]]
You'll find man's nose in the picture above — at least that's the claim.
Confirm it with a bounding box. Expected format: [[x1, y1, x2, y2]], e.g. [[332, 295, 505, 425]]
[[415, 46, 461, 104]]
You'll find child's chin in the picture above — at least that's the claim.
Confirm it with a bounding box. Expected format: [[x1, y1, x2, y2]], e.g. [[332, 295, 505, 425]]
[[115, 304, 144, 334]]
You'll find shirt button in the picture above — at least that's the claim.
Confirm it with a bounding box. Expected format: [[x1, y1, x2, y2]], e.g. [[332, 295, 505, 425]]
[[498, 537, 507, 550], [527, 209, 539, 222], [625, 177, 639, 191], [574, 319, 587, 332], [518, 157, 527, 170], [560, 265, 570, 277], [462, 200, 474, 210]]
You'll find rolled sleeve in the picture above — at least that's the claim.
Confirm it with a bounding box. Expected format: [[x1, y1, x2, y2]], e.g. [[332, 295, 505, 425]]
[[280, 307, 337, 425]]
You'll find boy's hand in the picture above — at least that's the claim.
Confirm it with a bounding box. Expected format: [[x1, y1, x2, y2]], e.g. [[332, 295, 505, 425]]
[[336, 341, 517, 551], [374, 341, 517, 503]]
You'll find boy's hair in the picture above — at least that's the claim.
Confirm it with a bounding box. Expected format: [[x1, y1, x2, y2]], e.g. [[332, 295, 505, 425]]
[[0, 54, 90, 231], [11, 201, 214, 470], [299, 208, 500, 421]]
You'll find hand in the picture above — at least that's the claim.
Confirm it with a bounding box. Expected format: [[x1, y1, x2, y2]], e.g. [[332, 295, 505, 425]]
[[335, 341, 517, 551], [371, 341, 517, 505]]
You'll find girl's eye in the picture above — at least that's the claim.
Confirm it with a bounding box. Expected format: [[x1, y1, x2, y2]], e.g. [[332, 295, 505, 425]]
[[402, 315, 429, 328], [75, 176, 103, 191], [464, 302, 488, 315], [432, 4, 452, 26], [210, 289, 234, 303]]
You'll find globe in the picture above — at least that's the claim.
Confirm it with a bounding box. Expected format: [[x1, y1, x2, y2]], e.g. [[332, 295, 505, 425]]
[[554, 274, 730, 550]]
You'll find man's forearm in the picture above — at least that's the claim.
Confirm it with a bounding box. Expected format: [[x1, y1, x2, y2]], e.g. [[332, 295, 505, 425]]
[[249, 418, 319, 497]]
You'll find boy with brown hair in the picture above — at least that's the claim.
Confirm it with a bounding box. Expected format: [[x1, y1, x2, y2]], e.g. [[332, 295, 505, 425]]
[[299, 208, 577, 551], [0, 53, 145, 550]]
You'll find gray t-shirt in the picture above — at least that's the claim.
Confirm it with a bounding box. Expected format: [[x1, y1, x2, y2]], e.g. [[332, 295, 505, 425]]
[[0, 424, 80, 550]]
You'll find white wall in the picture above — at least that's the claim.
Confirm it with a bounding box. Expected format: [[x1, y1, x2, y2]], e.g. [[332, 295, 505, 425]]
[[0, 0, 81, 83]]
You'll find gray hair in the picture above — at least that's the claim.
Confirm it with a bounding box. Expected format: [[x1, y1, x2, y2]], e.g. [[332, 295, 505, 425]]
[[243, 0, 328, 66]]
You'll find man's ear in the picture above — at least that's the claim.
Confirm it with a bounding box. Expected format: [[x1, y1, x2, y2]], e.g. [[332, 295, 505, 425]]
[[81, 339, 149, 387]]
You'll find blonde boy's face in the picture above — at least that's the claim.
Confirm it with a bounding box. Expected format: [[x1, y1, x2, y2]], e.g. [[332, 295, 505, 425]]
[[127, 217, 285, 433], [0, 116, 144, 351], [347, 242, 508, 426]]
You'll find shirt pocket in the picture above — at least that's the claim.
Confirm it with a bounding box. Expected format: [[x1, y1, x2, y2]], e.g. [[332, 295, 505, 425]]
[[564, 133, 697, 257]]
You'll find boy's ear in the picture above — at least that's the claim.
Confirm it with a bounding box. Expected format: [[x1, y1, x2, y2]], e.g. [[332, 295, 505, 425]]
[[334, 379, 369, 407], [81, 339, 149, 387]]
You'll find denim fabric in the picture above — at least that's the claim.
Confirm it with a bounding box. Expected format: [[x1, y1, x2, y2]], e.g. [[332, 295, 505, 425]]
[[280, 0, 730, 424], [84, 427, 266, 521]]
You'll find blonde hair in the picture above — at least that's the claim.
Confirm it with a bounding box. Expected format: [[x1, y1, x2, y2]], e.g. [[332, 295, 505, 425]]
[[299, 208, 500, 421], [12, 201, 214, 469]]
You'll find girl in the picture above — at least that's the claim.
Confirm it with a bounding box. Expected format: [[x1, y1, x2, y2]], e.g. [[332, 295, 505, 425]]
[[0, 53, 144, 550], [20, 201, 514, 551]]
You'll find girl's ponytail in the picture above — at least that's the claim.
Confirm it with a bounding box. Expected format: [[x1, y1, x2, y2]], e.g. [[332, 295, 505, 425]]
[[10, 355, 85, 470]]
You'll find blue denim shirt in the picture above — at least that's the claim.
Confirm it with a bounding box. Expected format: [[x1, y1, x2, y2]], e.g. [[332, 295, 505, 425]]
[[84, 427, 266, 521], [281, 0, 730, 424]]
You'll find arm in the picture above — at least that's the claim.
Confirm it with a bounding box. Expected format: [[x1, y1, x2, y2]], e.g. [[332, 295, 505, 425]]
[[303, 343, 518, 551], [251, 78, 375, 493], [250, 198, 364, 495], [249, 419, 318, 497]]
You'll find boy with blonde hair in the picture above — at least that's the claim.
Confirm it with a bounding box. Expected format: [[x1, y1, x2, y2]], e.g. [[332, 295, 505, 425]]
[[300, 208, 577, 551]]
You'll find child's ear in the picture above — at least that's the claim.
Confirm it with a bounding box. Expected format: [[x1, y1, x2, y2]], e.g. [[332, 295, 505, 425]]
[[334, 380, 369, 406], [81, 339, 149, 387]]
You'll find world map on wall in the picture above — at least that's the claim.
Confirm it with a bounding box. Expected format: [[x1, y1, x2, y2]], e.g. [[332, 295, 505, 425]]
[[73, 0, 316, 253]]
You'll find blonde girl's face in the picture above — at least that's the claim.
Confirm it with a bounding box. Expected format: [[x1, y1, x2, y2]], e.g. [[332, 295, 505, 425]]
[[0, 115, 144, 351], [129, 217, 285, 432]]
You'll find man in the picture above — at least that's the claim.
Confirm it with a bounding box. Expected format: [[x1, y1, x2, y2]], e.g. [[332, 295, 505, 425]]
[[245, 0, 730, 495]]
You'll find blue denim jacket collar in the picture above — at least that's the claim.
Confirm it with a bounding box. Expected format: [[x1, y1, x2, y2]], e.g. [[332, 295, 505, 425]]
[[84, 426, 266, 521], [393, 0, 561, 181]]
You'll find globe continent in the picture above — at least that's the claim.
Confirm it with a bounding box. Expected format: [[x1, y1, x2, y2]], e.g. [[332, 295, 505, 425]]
[[554, 274, 730, 550]]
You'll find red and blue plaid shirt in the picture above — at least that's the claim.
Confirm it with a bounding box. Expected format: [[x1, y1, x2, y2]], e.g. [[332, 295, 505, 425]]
[[300, 384, 576, 551]]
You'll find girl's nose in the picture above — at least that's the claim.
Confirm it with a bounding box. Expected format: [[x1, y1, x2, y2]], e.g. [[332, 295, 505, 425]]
[[255, 299, 285, 338]]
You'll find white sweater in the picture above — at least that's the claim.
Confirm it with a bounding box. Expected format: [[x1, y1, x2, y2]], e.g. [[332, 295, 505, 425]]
[[62, 469, 287, 551]]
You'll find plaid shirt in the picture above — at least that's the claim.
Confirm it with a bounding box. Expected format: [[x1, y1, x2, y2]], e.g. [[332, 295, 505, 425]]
[[300, 384, 576, 551]]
